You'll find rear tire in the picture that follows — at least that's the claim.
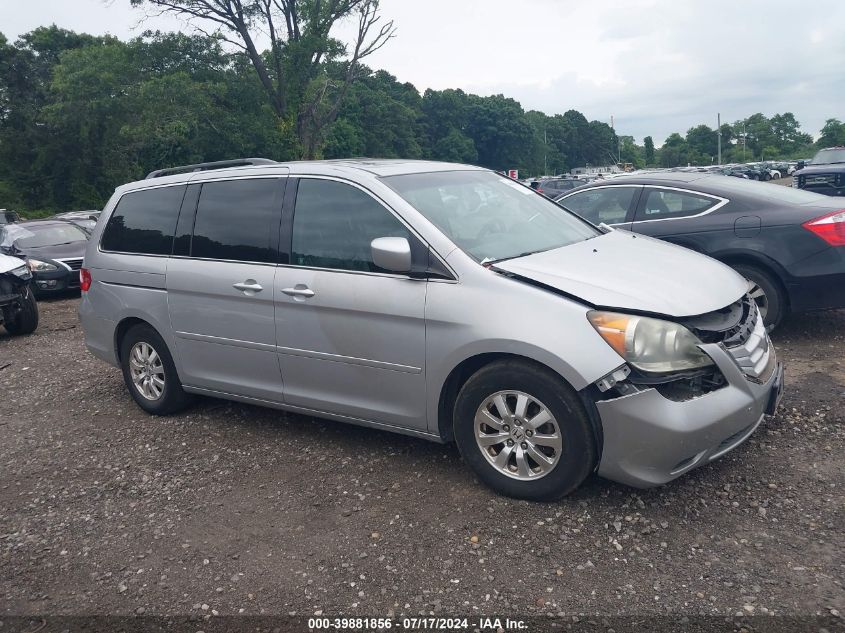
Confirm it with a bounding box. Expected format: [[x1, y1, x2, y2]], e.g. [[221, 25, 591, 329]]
[[119, 324, 193, 415], [453, 359, 597, 501], [733, 264, 785, 329], [3, 286, 39, 336]]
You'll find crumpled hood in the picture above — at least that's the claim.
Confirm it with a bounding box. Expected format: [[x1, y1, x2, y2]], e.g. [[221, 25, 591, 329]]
[[493, 230, 748, 317], [0, 253, 27, 274]]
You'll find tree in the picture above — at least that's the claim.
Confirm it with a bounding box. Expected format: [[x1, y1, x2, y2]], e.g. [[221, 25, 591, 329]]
[[129, 0, 396, 159], [643, 136, 655, 166], [685, 124, 716, 162], [818, 118, 845, 147]]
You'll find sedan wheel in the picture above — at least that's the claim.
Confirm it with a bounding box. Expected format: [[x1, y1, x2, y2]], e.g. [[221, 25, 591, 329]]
[[474, 390, 563, 480]]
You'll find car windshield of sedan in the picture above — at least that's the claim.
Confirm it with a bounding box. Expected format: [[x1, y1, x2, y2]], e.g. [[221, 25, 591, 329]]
[[811, 148, 845, 165], [1, 223, 89, 249], [383, 171, 599, 263]]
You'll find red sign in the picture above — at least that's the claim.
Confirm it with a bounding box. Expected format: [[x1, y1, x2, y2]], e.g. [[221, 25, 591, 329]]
[[508, 169, 518, 179]]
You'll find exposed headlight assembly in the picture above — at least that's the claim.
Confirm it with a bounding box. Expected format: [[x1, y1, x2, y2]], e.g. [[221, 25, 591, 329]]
[[588, 311, 714, 374], [10, 265, 32, 280], [26, 258, 57, 272]]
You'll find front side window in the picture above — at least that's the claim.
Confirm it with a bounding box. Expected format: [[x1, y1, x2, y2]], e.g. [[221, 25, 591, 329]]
[[561, 187, 637, 225], [101, 185, 186, 255], [383, 170, 598, 263], [291, 178, 410, 273], [638, 189, 717, 220], [191, 179, 281, 263]]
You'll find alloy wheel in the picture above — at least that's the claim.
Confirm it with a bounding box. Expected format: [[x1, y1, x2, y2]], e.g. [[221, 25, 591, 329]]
[[473, 390, 563, 480], [129, 341, 165, 401]]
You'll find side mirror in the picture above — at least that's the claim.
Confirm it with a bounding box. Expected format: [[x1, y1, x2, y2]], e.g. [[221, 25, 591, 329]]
[[371, 237, 412, 273], [797, 160, 805, 170]]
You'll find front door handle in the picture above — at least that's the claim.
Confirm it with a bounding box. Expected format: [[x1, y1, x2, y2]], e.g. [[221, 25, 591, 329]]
[[233, 280, 263, 295], [281, 285, 315, 299]]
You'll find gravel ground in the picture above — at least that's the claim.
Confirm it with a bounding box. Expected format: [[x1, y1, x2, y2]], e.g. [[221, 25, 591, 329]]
[[0, 296, 843, 622]]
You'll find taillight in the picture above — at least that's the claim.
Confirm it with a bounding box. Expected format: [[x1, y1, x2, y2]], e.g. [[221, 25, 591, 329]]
[[802, 210, 845, 246], [80, 267, 92, 292]]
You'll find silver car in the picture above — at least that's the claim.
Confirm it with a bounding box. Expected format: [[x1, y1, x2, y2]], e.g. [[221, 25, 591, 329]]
[[79, 158, 784, 500]]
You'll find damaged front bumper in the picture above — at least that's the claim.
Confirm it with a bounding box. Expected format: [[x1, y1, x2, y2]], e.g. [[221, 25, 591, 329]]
[[595, 342, 783, 488]]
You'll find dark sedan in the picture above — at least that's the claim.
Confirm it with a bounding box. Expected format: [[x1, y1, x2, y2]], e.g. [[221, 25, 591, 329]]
[[555, 172, 845, 328], [0, 220, 89, 295]]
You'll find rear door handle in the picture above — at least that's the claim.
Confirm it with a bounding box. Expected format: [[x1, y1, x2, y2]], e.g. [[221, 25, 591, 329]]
[[281, 285, 315, 298], [233, 280, 263, 294]]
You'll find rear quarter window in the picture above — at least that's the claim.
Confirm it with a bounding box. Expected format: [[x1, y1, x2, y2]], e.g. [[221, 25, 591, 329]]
[[101, 185, 186, 255]]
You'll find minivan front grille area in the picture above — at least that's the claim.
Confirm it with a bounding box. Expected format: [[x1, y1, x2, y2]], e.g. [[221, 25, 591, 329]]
[[685, 296, 774, 383], [723, 301, 774, 382]]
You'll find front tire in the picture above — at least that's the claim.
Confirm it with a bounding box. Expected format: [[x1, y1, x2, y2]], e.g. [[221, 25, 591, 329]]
[[3, 286, 39, 336], [453, 360, 597, 501], [733, 264, 785, 329], [120, 324, 192, 415]]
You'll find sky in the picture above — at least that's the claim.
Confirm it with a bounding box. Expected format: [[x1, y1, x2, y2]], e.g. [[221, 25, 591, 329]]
[[2, 0, 843, 143]]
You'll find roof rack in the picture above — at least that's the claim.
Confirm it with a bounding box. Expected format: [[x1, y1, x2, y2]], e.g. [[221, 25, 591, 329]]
[[145, 158, 278, 180]]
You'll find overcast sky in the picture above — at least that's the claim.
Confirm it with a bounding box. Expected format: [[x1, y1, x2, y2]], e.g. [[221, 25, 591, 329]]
[[3, 0, 843, 143]]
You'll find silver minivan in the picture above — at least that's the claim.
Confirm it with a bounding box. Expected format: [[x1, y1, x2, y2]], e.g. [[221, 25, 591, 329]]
[[79, 158, 784, 500]]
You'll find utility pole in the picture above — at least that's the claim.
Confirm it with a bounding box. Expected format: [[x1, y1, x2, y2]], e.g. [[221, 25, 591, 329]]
[[544, 128, 548, 176], [717, 113, 722, 165]]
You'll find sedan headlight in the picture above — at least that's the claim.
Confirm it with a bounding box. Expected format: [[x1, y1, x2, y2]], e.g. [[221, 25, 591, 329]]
[[26, 258, 57, 272], [588, 311, 714, 373], [9, 265, 32, 280]]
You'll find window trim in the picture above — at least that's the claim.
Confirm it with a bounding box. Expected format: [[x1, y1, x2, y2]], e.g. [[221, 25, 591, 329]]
[[632, 185, 728, 224], [557, 184, 643, 226], [284, 175, 457, 281]]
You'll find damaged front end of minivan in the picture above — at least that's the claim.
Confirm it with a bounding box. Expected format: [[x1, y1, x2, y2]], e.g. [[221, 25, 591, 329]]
[[587, 295, 783, 487]]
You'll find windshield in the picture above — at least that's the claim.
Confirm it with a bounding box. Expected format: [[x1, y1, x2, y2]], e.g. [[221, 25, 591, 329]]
[[811, 148, 845, 165], [383, 171, 599, 263], [0, 223, 88, 249]]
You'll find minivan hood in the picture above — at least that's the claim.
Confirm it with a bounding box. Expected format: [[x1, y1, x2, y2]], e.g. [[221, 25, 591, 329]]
[[493, 230, 748, 317]]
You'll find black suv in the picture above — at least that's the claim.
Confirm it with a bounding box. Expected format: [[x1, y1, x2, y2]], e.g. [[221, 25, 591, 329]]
[[794, 147, 845, 196]]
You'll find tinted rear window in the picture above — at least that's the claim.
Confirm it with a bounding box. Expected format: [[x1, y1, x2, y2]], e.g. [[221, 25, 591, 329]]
[[190, 179, 281, 263], [101, 185, 186, 255]]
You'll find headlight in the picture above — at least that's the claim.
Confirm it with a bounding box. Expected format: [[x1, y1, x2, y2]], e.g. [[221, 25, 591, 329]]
[[9, 265, 32, 280], [26, 258, 57, 272], [587, 311, 714, 373]]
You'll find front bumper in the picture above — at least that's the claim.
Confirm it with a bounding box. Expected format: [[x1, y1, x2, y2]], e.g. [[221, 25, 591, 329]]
[[596, 343, 782, 488], [32, 268, 79, 293]]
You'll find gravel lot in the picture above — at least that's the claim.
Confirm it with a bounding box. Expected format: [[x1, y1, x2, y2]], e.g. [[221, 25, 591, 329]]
[[1, 296, 843, 622]]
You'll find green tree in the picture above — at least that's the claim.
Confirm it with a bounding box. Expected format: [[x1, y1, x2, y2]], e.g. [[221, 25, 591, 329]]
[[643, 136, 655, 166], [818, 118, 845, 147], [685, 124, 716, 162], [129, 0, 396, 159]]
